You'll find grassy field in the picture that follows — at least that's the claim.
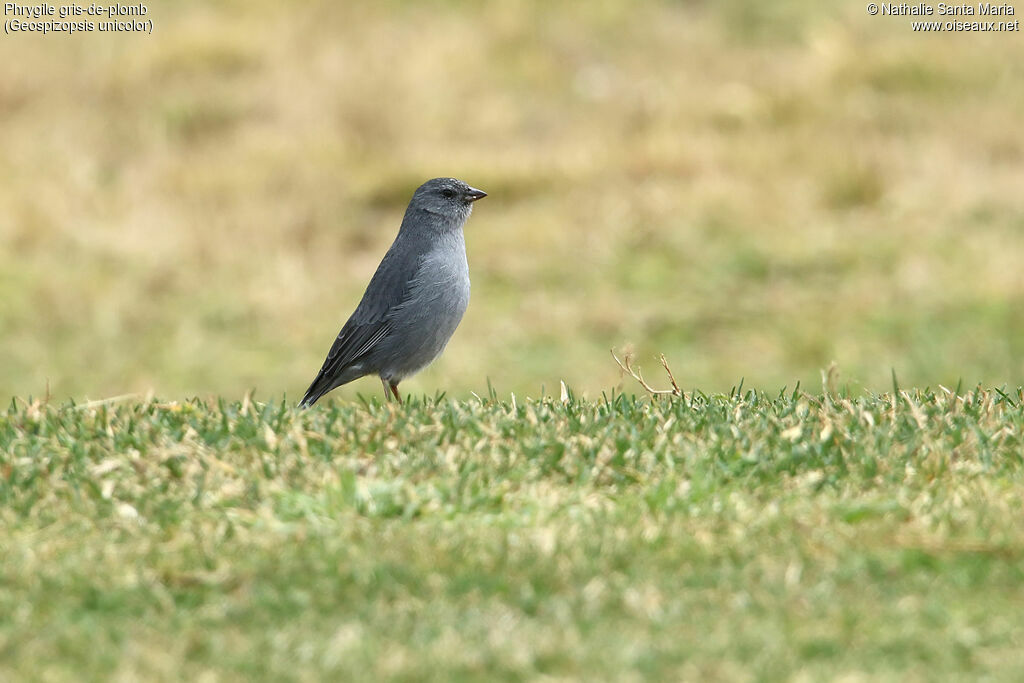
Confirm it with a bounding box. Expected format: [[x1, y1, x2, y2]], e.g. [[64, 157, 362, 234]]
[[2, 0, 1023, 402], [4, 2, 1024, 680], [3, 385, 1024, 680]]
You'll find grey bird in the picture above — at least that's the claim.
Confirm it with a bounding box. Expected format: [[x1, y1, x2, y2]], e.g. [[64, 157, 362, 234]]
[[299, 177, 487, 407]]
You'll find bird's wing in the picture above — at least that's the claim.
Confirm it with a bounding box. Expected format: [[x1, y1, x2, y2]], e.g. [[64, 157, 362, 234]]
[[300, 237, 424, 406]]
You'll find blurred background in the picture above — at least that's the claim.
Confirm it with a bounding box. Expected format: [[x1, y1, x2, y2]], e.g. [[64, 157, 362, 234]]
[[1, 0, 1022, 403]]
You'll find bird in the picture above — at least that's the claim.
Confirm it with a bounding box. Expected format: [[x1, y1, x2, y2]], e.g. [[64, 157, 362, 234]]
[[299, 177, 487, 407]]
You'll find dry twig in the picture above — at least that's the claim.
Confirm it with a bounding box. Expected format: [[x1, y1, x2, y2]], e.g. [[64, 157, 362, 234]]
[[612, 349, 683, 399]]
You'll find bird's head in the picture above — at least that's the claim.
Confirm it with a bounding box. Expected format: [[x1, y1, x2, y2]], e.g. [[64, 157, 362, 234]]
[[406, 177, 487, 230]]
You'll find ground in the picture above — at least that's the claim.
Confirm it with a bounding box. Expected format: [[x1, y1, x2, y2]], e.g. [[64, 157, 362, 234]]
[[4, 2, 1023, 679], [3, 387, 1023, 680]]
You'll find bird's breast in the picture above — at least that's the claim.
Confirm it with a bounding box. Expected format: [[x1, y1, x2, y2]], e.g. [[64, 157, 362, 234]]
[[417, 233, 470, 313]]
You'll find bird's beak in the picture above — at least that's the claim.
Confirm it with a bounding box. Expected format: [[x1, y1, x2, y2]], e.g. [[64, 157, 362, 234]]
[[465, 186, 488, 202]]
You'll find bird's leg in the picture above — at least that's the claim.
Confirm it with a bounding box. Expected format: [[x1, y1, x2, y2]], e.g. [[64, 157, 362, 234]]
[[381, 377, 392, 403], [389, 381, 403, 405]]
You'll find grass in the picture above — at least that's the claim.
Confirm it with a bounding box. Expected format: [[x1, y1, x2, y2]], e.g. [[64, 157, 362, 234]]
[[2, 0, 1024, 402], [4, 3, 1024, 678], [3, 384, 1024, 680]]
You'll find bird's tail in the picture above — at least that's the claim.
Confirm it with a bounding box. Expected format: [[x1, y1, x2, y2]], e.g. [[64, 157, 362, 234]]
[[299, 365, 361, 408], [298, 377, 329, 408], [298, 390, 324, 409], [299, 359, 366, 408]]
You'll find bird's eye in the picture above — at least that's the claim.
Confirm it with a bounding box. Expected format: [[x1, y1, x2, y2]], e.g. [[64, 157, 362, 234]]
[[441, 189, 454, 199]]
